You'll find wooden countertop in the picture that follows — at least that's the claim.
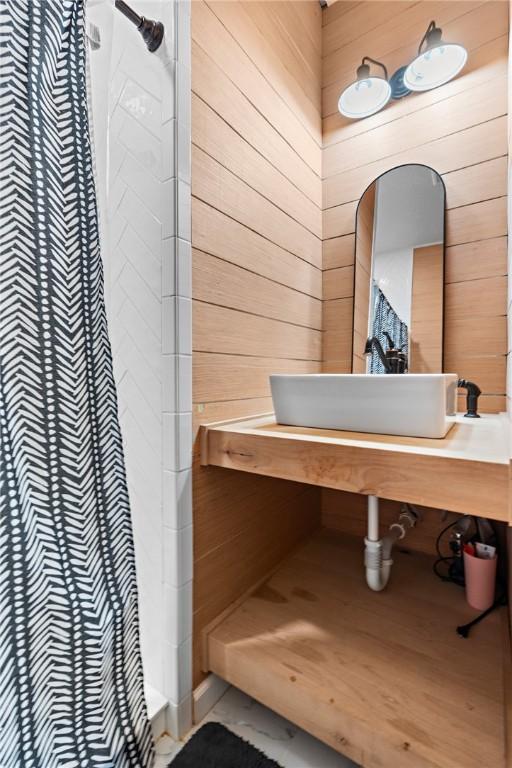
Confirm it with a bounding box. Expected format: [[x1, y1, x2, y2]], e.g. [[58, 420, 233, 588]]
[[200, 413, 510, 521]]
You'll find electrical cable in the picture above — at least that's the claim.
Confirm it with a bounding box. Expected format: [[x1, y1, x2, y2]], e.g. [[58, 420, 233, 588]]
[[432, 518, 465, 585], [433, 515, 509, 638]]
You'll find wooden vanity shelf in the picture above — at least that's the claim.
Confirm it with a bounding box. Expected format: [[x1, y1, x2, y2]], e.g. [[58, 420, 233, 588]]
[[200, 413, 510, 522], [202, 530, 509, 768], [199, 413, 511, 766]]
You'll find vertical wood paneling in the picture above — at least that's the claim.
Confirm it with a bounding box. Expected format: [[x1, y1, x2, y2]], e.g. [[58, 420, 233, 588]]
[[192, 0, 323, 686]]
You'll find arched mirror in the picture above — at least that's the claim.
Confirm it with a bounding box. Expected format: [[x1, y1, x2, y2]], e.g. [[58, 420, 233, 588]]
[[352, 164, 445, 374]]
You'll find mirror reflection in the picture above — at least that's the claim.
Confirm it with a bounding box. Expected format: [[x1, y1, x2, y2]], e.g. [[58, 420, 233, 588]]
[[352, 164, 445, 374]]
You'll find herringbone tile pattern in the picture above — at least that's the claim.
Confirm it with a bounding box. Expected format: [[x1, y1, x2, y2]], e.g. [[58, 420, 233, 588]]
[[107, 16, 169, 692], [89, 0, 192, 737]]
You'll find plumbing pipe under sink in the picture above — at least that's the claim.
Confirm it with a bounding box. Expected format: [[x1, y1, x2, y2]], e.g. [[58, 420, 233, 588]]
[[364, 495, 419, 591]]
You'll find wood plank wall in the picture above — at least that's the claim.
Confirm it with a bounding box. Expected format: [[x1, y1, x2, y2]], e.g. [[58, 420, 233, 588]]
[[322, 0, 509, 414], [191, 0, 509, 686], [321, 1, 508, 533], [410, 244, 444, 373], [322, 491, 470, 557], [351, 184, 374, 372], [191, 0, 323, 686]]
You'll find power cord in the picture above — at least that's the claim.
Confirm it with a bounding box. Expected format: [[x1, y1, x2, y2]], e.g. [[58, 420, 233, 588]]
[[433, 516, 509, 638], [432, 518, 466, 586], [456, 593, 507, 638]]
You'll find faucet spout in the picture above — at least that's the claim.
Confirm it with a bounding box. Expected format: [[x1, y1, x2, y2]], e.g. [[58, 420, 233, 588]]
[[364, 336, 408, 374], [364, 337, 393, 372]]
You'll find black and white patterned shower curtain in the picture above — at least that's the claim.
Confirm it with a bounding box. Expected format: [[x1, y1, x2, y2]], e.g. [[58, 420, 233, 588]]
[[370, 283, 409, 374], [0, 2, 153, 765]]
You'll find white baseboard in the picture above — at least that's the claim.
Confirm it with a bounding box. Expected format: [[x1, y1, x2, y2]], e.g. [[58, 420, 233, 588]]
[[145, 676, 228, 741], [146, 684, 168, 721], [145, 684, 169, 741], [151, 705, 168, 742], [166, 695, 193, 740], [193, 674, 230, 724]]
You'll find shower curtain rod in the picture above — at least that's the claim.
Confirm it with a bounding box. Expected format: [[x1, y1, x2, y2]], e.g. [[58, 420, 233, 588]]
[[114, 0, 164, 52]]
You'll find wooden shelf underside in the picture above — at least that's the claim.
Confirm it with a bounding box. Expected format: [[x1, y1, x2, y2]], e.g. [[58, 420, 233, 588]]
[[200, 414, 510, 521], [204, 530, 507, 768]]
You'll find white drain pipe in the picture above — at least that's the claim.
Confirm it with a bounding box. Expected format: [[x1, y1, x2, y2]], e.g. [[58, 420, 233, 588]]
[[364, 495, 418, 591]]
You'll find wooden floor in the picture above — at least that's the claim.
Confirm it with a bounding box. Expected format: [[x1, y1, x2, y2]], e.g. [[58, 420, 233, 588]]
[[205, 530, 506, 768]]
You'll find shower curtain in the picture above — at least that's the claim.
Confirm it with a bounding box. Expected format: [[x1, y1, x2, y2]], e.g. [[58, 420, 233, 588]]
[[0, 2, 153, 766], [370, 284, 409, 373]]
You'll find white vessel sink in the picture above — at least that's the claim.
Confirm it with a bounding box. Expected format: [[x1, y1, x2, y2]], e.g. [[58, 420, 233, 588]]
[[270, 373, 459, 439]]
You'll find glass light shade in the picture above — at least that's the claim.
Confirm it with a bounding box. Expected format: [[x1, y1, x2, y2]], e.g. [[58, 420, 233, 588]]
[[338, 76, 392, 119], [403, 43, 467, 92]]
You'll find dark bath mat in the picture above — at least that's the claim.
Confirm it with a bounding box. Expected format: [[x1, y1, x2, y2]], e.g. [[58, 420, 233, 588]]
[[168, 722, 284, 768]]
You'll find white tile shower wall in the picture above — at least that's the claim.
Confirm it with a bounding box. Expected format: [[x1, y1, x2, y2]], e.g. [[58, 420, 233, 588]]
[[162, 0, 193, 738], [87, 0, 192, 738]]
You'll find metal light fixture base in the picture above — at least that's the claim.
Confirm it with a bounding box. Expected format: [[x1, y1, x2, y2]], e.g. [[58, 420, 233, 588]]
[[389, 66, 411, 99], [115, 0, 164, 53], [138, 18, 164, 53]]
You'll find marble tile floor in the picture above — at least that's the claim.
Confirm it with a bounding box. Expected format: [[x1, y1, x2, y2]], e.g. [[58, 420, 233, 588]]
[[154, 686, 358, 768]]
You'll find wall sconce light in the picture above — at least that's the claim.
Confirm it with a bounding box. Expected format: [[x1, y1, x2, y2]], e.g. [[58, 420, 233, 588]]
[[338, 57, 391, 119], [338, 21, 467, 120], [403, 21, 467, 92]]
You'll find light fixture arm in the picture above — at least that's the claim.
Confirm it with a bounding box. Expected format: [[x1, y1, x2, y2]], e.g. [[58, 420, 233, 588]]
[[339, 20, 466, 119], [418, 20, 442, 54], [357, 56, 389, 81]]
